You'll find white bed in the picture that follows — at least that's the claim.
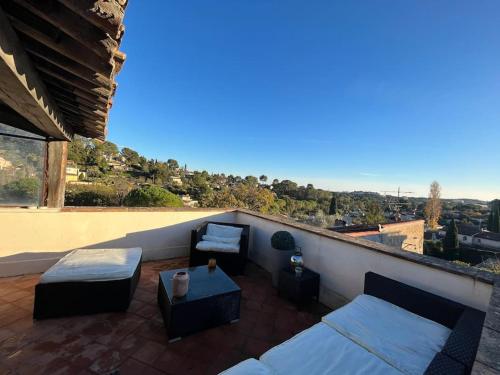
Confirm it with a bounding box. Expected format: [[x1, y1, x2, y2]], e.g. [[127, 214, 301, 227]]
[[321, 294, 452, 375], [220, 293, 453, 375], [260, 323, 403, 375], [39, 247, 143, 284]]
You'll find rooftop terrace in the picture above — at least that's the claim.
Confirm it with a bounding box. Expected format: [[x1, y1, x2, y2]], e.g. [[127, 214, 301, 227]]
[[0, 208, 499, 374], [0, 258, 331, 374]]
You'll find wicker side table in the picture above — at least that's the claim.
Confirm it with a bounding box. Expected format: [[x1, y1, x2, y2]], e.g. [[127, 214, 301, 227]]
[[278, 267, 320, 308]]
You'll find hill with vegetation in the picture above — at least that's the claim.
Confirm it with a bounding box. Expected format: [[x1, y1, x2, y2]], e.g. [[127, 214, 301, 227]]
[[66, 137, 493, 229]]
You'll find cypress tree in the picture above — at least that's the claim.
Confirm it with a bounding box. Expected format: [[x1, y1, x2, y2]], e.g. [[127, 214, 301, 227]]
[[487, 200, 500, 233], [443, 219, 459, 251], [492, 207, 500, 233], [487, 210, 494, 231], [329, 194, 338, 216]]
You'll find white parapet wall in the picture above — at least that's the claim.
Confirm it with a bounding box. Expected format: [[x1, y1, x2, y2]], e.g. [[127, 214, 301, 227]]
[[236, 210, 494, 312], [0, 207, 236, 277]]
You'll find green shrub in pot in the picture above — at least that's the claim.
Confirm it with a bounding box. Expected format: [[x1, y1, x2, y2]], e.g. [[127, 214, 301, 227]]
[[271, 231, 295, 251]]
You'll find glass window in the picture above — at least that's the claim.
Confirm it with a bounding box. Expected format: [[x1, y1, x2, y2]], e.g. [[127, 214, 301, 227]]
[[0, 123, 46, 206]]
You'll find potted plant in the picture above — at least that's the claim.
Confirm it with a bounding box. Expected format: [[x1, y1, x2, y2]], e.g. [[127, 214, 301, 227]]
[[270, 231, 296, 286]]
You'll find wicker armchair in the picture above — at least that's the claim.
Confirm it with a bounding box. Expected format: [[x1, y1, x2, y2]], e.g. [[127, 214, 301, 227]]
[[190, 222, 250, 275]]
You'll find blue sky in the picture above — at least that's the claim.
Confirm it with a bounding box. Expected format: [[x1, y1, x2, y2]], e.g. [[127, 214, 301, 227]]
[[109, 1, 500, 200]]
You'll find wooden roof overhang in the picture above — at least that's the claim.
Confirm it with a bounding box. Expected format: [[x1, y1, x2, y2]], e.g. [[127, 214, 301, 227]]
[[0, 0, 127, 141]]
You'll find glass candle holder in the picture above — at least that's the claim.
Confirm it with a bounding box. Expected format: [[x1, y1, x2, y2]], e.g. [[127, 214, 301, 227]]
[[208, 258, 217, 269]]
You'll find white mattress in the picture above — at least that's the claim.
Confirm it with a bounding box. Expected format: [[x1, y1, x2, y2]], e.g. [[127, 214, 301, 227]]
[[219, 359, 275, 375], [260, 323, 403, 375], [321, 294, 451, 375], [40, 248, 142, 284]]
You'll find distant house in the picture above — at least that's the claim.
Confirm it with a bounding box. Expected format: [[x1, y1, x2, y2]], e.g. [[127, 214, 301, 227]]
[[171, 176, 183, 186], [457, 224, 481, 246], [0, 156, 13, 170], [456, 223, 500, 251], [330, 220, 425, 254], [108, 159, 128, 172], [65, 162, 87, 183], [473, 231, 500, 251], [65, 164, 79, 182], [180, 194, 198, 208]]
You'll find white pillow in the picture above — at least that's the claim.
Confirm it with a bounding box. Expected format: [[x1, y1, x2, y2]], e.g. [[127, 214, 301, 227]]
[[202, 234, 240, 244], [206, 223, 243, 238]]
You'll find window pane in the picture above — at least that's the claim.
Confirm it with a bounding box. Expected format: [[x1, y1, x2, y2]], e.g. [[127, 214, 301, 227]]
[[0, 123, 46, 206]]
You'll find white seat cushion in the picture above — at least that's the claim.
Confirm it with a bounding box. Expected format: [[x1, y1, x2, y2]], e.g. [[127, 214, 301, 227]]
[[206, 223, 243, 238], [202, 234, 240, 244], [40, 248, 142, 284], [321, 294, 451, 375], [260, 322, 403, 375], [218, 359, 275, 375], [196, 240, 240, 253]]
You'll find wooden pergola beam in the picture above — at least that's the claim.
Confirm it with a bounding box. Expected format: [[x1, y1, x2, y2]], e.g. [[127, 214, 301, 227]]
[[10, 0, 118, 61], [36, 64, 111, 99], [52, 95, 107, 118], [0, 6, 72, 140], [8, 16, 113, 77], [44, 78, 109, 107], [0, 102, 47, 136], [22, 35, 113, 89], [49, 88, 108, 112], [58, 0, 126, 40]]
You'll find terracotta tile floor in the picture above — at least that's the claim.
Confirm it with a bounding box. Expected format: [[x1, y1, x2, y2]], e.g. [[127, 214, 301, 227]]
[[0, 258, 331, 375]]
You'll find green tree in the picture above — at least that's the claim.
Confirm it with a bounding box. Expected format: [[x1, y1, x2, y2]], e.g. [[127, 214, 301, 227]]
[[2, 177, 40, 200], [167, 159, 179, 170], [329, 194, 338, 215], [65, 184, 119, 206], [443, 219, 459, 251], [123, 185, 183, 207], [364, 201, 385, 225], [121, 147, 140, 166], [259, 175, 268, 183], [101, 141, 119, 159], [67, 136, 88, 165], [244, 175, 259, 186]]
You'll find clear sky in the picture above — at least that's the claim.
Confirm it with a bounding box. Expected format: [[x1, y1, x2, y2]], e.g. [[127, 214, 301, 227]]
[[108, 1, 500, 200]]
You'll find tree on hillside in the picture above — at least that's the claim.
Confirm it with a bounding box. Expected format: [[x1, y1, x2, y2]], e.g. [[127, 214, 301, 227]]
[[101, 141, 119, 158], [244, 176, 259, 186], [443, 219, 459, 249], [329, 194, 338, 216], [425, 181, 442, 229], [121, 148, 140, 166], [86, 141, 107, 170], [259, 175, 268, 183], [123, 185, 183, 207], [167, 159, 179, 170], [487, 200, 500, 233], [364, 201, 385, 225], [67, 136, 88, 165]]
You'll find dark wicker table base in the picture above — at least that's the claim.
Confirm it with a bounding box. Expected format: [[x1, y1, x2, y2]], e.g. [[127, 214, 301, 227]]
[[157, 266, 241, 341]]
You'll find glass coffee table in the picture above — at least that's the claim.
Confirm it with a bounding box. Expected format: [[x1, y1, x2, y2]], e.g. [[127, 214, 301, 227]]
[[157, 265, 241, 342]]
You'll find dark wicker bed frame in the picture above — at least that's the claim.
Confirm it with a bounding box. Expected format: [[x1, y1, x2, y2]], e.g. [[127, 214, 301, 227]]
[[365, 272, 486, 375], [33, 256, 141, 320], [189, 222, 250, 275]]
